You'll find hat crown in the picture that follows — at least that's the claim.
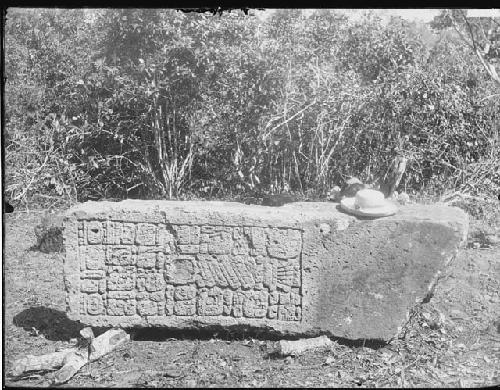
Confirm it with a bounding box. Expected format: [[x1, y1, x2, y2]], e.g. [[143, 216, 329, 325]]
[[355, 189, 386, 209]]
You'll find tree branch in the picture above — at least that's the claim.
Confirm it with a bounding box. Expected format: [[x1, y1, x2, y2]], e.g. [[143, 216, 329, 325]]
[[453, 10, 500, 87]]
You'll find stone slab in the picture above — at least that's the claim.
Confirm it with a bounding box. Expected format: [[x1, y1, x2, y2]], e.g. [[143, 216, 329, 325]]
[[63, 200, 468, 341]]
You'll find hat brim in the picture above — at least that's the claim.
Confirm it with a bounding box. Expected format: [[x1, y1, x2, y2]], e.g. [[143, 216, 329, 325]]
[[340, 197, 398, 217]]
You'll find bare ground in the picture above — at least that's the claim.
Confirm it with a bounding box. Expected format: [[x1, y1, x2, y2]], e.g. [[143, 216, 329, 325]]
[[3, 210, 500, 388]]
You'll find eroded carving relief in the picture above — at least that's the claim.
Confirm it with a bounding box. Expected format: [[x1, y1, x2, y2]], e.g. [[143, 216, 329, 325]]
[[77, 221, 302, 321]]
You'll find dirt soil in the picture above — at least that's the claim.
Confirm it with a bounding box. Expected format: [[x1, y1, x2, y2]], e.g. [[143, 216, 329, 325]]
[[3, 210, 500, 388]]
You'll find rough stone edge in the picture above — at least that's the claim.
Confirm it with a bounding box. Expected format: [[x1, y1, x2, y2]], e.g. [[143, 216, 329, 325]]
[[71, 315, 307, 335], [421, 206, 469, 301], [65, 200, 354, 230], [63, 215, 80, 320], [392, 207, 469, 341]]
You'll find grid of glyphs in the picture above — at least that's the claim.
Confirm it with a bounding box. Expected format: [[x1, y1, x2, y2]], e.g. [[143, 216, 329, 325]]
[[77, 220, 303, 322]]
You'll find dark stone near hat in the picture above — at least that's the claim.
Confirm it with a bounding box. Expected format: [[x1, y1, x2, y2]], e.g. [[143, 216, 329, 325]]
[[340, 183, 367, 198]]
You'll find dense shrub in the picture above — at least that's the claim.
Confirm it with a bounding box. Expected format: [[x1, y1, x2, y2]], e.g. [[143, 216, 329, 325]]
[[4, 9, 499, 209]]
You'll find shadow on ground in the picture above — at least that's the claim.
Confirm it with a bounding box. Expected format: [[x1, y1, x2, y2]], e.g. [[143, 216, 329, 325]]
[[130, 327, 387, 349], [130, 326, 289, 342], [13, 306, 84, 341], [12, 307, 387, 349]]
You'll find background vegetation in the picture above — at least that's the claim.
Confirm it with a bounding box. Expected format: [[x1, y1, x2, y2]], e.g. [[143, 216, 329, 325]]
[[4, 8, 499, 210]]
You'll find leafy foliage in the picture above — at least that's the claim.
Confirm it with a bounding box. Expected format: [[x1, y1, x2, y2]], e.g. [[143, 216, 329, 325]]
[[4, 9, 500, 208]]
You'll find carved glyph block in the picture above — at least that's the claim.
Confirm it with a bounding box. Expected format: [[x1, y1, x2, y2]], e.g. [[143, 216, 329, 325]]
[[73, 219, 303, 323], [65, 200, 468, 341]]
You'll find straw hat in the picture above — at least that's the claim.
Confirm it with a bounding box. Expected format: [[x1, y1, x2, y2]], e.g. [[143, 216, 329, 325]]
[[340, 189, 398, 217]]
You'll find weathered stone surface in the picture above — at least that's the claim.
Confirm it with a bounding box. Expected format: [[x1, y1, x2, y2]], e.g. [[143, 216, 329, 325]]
[[63, 200, 468, 341]]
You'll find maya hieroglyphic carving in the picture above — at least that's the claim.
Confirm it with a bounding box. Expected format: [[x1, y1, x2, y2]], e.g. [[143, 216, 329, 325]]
[[77, 220, 303, 321]]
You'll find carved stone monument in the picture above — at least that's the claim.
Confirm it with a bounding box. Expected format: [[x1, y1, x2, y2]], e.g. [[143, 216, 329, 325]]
[[64, 200, 468, 341]]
